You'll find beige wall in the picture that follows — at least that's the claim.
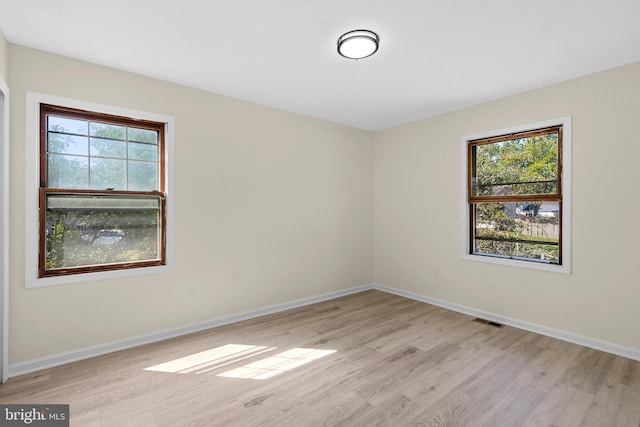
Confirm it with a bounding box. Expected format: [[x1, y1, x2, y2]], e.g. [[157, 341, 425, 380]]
[[8, 44, 374, 364], [374, 61, 640, 351]]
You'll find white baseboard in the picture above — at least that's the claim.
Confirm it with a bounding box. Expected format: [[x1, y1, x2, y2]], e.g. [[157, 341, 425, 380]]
[[372, 283, 640, 362], [10, 282, 639, 377], [9, 284, 373, 377]]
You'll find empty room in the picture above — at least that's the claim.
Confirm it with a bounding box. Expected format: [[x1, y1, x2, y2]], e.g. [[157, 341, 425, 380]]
[[0, 1, 639, 426]]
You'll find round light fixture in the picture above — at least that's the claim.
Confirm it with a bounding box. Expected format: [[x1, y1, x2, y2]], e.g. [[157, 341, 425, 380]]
[[337, 29, 379, 60]]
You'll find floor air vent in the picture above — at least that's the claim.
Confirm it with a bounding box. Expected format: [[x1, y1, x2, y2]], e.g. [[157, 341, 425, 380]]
[[472, 318, 505, 328]]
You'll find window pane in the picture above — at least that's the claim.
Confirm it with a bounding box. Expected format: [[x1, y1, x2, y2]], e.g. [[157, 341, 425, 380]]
[[48, 154, 89, 189], [128, 127, 158, 144], [90, 138, 126, 158], [48, 134, 88, 156], [45, 194, 161, 271], [48, 116, 88, 135], [473, 202, 559, 263], [129, 142, 158, 161], [472, 132, 558, 197], [90, 158, 126, 190], [90, 122, 126, 140], [128, 161, 158, 191]]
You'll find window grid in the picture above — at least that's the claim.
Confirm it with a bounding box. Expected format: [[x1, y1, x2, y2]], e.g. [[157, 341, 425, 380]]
[[44, 115, 161, 192]]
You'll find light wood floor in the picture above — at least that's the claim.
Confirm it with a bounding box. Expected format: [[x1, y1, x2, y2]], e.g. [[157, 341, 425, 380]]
[[1, 290, 639, 426]]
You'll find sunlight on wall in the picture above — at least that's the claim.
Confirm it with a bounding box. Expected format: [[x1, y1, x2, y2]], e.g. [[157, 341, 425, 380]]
[[144, 344, 336, 379]]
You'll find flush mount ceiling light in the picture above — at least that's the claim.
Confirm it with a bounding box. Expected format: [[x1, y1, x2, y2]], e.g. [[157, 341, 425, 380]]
[[337, 29, 379, 60]]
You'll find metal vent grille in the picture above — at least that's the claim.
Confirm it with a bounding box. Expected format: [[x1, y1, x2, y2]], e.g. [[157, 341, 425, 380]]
[[472, 318, 505, 328]]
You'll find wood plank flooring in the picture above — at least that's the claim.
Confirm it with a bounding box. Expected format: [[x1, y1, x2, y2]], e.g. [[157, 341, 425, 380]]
[[1, 290, 639, 426]]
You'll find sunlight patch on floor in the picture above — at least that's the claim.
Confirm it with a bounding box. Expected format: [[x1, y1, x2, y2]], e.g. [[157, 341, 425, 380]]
[[217, 348, 337, 380], [144, 344, 273, 374]]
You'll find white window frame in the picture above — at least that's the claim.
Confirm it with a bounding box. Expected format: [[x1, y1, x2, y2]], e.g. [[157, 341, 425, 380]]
[[0, 78, 10, 382], [460, 116, 572, 274], [26, 92, 175, 287]]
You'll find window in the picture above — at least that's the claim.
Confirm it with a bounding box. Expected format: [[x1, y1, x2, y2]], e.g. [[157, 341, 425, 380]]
[[26, 93, 174, 286], [39, 104, 166, 277], [461, 117, 571, 273]]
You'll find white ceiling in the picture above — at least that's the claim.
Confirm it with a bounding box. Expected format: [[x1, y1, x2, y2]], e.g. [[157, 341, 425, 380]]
[[1, 0, 639, 131]]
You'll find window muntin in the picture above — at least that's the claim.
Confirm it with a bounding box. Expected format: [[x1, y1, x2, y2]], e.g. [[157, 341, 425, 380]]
[[467, 126, 563, 265], [39, 104, 166, 277], [44, 107, 161, 191]]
